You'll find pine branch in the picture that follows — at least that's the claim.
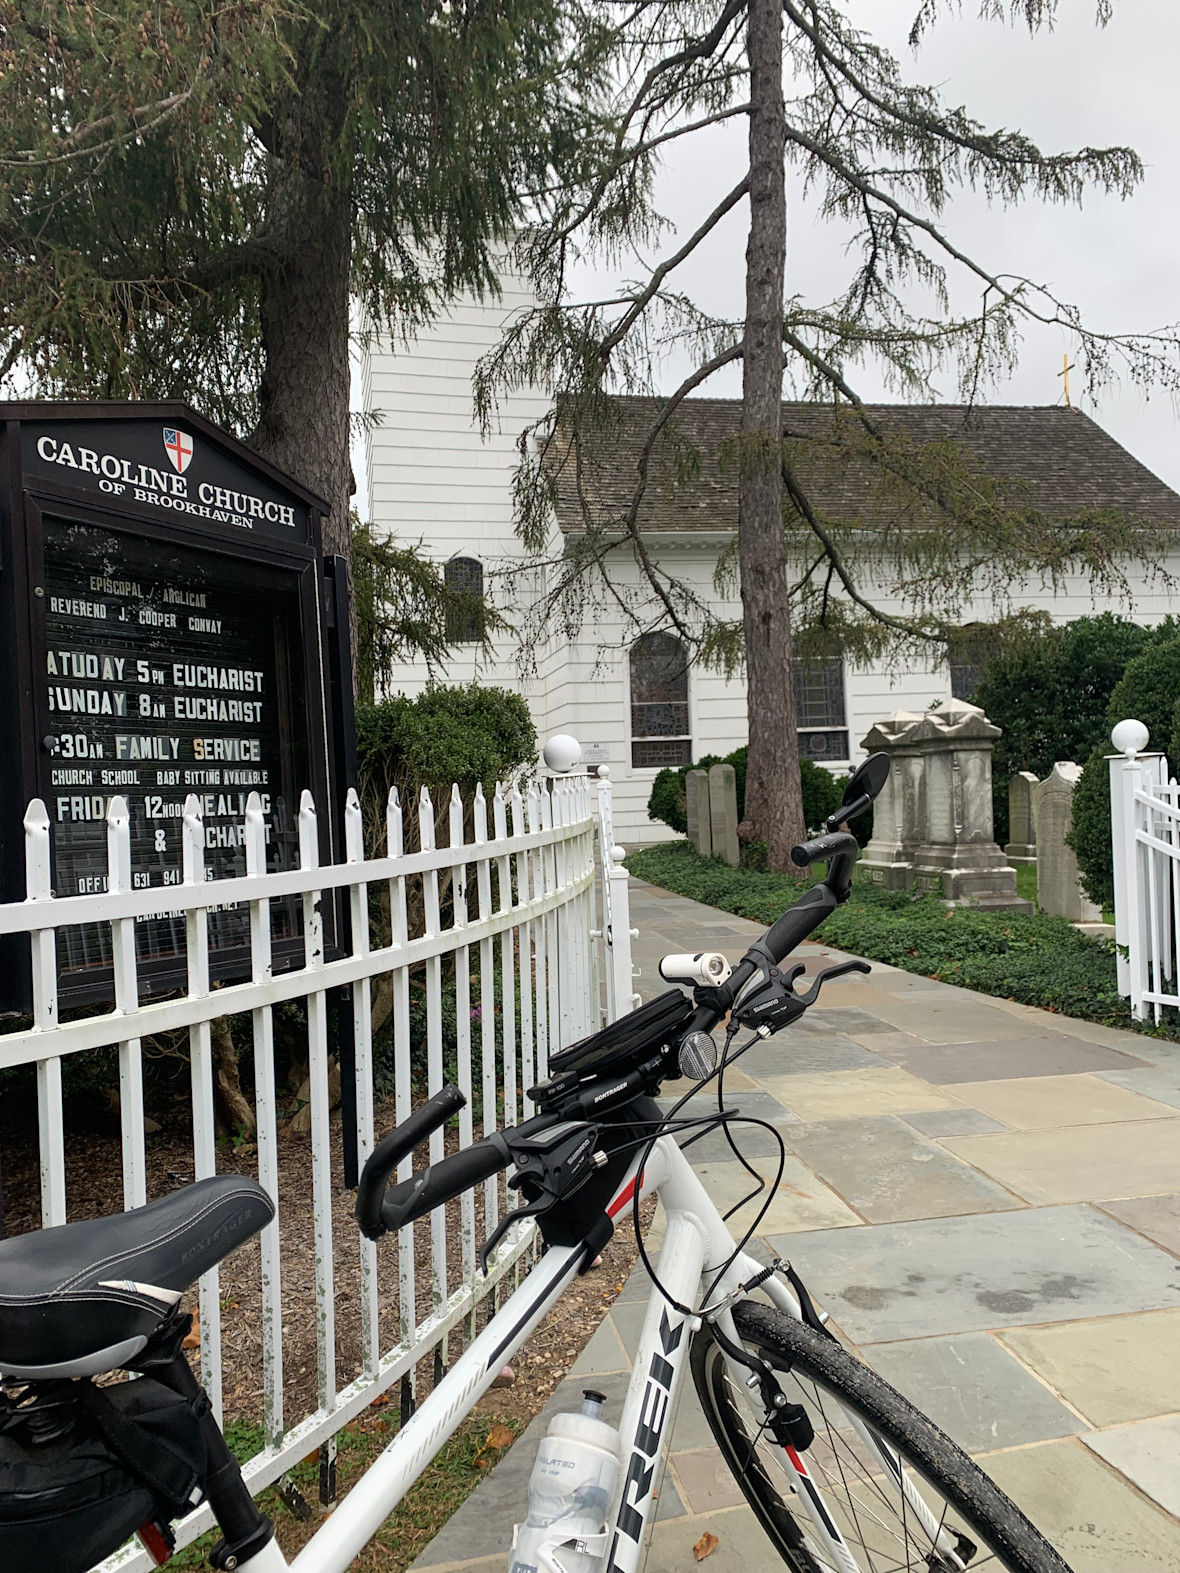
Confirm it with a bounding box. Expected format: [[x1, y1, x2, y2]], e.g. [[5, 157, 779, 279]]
[[600, 175, 751, 357]]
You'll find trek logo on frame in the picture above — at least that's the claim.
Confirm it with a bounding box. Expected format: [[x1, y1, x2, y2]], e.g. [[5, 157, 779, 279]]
[[607, 1308, 685, 1573]]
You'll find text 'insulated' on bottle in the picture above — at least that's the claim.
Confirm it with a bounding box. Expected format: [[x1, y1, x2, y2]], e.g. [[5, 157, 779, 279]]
[[507, 1390, 621, 1573]]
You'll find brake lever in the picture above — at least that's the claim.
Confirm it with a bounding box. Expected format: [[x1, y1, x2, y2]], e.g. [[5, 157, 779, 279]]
[[731, 958, 871, 1036], [478, 1122, 603, 1273], [794, 959, 871, 1005]]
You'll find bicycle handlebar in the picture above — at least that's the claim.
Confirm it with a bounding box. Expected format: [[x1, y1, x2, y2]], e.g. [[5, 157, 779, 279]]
[[790, 830, 859, 869], [356, 1083, 467, 1239], [358, 773, 885, 1241], [377, 1135, 511, 1236]]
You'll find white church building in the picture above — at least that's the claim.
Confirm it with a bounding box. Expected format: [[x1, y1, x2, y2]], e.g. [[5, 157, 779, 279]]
[[362, 285, 1180, 843]]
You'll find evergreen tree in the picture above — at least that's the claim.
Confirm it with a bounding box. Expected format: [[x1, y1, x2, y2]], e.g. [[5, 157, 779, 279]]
[[481, 0, 1179, 869], [0, 0, 605, 564]]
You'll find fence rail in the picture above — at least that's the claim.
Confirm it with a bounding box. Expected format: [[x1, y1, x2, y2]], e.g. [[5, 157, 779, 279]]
[[0, 763, 634, 1570]]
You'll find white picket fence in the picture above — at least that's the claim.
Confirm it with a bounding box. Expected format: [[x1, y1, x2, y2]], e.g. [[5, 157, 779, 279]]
[[1109, 720, 1180, 1020], [0, 763, 637, 1567]]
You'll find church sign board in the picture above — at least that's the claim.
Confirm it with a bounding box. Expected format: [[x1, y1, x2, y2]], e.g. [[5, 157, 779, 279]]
[[0, 401, 350, 1008]]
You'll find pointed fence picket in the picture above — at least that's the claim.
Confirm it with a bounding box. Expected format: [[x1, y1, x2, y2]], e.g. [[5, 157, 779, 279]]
[[0, 766, 626, 1570]]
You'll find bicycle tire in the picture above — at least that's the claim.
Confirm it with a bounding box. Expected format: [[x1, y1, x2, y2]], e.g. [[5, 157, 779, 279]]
[[690, 1301, 1072, 1573]]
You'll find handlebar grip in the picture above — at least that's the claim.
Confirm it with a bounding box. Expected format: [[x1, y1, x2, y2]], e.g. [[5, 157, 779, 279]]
[[762, 883, 839, 964], [356, 1083, 467, 1239], [790, 831, 860, 868], [380, 1135, 509, 1235]]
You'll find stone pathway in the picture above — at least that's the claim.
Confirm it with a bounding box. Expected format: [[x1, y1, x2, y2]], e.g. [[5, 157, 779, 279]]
[[412, 877, 1180, 1573]]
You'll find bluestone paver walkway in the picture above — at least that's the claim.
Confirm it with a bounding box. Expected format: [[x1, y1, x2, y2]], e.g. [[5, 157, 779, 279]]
[[412, 876, 1180, 1573]]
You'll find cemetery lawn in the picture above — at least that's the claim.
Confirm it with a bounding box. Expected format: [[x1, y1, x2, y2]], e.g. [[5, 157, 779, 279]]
[[625, 841, 1163, 1037]]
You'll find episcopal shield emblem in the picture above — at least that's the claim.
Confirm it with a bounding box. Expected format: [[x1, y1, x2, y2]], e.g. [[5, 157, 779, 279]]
[[162, 426, 194, 474]]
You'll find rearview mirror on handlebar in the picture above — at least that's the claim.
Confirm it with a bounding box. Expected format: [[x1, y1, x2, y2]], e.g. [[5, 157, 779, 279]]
[[838, 751, 889, 814]]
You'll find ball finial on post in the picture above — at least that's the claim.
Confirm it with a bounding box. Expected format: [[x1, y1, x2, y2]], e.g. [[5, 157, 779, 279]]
[[542, 734, 582, 773], [1111, 719, 1149, 758]]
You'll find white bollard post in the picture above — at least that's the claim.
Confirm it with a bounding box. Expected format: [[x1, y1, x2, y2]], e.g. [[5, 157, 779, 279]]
[[592, 767, 639, 1019], [607, 845, 639, 1020]]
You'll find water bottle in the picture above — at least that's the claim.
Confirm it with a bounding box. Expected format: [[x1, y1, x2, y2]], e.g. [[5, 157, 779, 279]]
[[507, 1390, 621, 1573]]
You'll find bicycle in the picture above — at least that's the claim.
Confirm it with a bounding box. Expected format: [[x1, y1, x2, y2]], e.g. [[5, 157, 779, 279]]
[[0, 752, 1073, 1573]]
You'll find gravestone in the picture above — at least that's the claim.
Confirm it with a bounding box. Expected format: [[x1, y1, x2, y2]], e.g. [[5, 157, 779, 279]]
[[1035, 762, 1101, 921], [708, 762, 740, 866], [685, 768, 712, 856], [1004, 771, 1039, 866], [858, 699, 1030, 911], [857, 711, 924, 890]]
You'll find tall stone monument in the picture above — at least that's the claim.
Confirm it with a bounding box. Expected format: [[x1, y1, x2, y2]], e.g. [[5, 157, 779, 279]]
[[1035, 763, 1102, 922], [1005, 771, 1039, 866], [853, 711, 924, 890], [708, 762, 740, 866], [685, 769, 712, 856], [859, 699, 1031, 911]]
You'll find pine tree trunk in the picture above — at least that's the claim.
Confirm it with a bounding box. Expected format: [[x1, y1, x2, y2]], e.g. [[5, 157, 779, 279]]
[[738, 0, 805, 871], [251, 185, 354, 566]]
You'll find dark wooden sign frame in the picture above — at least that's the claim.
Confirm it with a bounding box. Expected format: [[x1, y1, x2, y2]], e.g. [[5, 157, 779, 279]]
[[0, 400, 352, 1011]]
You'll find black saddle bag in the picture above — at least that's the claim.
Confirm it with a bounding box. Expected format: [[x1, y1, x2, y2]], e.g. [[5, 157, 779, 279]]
[[0, 1376, 208, 1573]]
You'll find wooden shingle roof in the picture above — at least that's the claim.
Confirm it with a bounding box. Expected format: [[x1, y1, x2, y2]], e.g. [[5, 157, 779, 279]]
[[549, 397, 1180, 534]]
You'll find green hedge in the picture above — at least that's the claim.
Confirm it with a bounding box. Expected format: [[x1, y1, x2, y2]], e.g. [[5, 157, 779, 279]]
[[647, 749, 847, 837], [625, 840, 1140, 1032], [1069, 636, 1180, 910], [970, 614, 1168, 845], [356, 684, 536, 831]]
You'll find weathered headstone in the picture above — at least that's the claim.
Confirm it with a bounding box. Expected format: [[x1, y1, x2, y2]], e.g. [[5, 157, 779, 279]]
[[708, 762, 740, 866], [685, 769, 712, 857], [857, 711, 924, 890], [1004, 771, 1039, 866], [1035, 762, 1102, 921], [858, 699, 1030, 911]]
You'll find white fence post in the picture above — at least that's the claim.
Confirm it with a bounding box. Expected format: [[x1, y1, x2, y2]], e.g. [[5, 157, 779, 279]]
[[182, 792, 223, 1421], [593, 768, 638, 1021], [26, 798, 66, 1228], [108, 795, 147, 1212], [246, 790, 284, 1447]]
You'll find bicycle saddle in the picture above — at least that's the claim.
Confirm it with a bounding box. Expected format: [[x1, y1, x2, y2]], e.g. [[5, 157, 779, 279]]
[[0, 1174, 274, 1380]]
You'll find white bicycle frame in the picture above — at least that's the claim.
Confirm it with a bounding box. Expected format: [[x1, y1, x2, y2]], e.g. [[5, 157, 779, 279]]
[[231, 1135, 966, 1573]]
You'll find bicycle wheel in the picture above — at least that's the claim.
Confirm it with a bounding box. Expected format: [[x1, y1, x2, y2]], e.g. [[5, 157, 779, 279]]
[[690, 1301, 1071, 1573]]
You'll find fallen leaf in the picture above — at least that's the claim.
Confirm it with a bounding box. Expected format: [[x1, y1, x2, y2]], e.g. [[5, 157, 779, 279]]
[[693, 1533, 719, 1562], [182, 1315, 201, 1351], [472, 1422, 515, 1469]]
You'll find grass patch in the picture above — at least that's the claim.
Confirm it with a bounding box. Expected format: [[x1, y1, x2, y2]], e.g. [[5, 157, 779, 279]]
[[625, 840, 1169, 1037], [171, 1408, 523, 1571]]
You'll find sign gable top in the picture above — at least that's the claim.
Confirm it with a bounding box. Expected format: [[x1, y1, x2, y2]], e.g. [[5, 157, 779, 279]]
[[3, 399, 328, 548]]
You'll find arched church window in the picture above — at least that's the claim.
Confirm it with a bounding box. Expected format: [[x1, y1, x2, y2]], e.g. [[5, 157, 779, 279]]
[[946, 624, 999, 701], [630, 632, 691, 769], [794, 656, 848, 762], [444, 556, 484, 643]]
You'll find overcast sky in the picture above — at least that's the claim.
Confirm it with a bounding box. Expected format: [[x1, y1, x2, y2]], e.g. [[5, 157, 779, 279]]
[[566, 0, 1180, 488], [355, 1, 1180, 507]]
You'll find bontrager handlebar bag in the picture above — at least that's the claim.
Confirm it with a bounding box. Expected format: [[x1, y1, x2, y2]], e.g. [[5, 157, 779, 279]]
[[0, 1376, 207, 1573]]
